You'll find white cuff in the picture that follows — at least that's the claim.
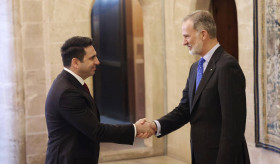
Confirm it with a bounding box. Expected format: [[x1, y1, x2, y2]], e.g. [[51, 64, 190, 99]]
[[133, 124, 137, 137], [154, 120, 161, 136]]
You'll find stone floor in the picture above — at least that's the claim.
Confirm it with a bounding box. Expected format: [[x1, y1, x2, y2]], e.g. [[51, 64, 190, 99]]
[[100, 138, 144, 152], [99, 156, 187, 164]]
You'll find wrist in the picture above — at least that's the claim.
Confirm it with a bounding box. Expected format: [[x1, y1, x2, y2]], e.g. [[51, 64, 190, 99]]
[[152, 121, 157, 133]]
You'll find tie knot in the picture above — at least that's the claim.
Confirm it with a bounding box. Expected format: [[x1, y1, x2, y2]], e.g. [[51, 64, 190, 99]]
[[199, 58, 206, 65], [83, 83, 88, 88], [83, 83, 90, 94]]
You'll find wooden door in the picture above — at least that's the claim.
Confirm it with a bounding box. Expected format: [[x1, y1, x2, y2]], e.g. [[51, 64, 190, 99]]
[[211, 0, 239, 60]]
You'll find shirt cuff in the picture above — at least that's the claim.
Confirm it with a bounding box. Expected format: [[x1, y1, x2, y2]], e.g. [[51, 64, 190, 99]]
[[154, 120, 161, 136], [133, 124, 136, 137]]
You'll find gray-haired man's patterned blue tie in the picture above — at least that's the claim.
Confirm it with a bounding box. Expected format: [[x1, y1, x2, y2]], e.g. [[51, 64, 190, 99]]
[[196, 58, 206, 91]]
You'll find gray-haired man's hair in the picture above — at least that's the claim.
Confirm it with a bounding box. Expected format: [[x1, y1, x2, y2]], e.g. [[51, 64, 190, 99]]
[[183, 10, 217, 39]]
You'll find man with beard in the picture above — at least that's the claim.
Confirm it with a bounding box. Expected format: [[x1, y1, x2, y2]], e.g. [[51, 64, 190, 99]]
[[143, 10, 250, 164]]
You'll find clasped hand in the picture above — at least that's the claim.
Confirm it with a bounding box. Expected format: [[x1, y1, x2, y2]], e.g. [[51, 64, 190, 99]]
[[135, 118, 157, 139]]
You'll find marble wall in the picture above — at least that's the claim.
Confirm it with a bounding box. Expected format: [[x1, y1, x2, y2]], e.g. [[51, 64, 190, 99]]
[[163, 1, 197, 163], [1, 0, 165, 163], [2, 0, 280, 163], [17, 0, 95, 163], [142, 0, 280, 163], [21, 1, 47, 163], [0, 0, 25, 163], [241, 0, 280, 163]]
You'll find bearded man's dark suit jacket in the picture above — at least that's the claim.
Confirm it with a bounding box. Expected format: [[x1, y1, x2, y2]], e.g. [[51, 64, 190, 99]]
[[45, 70, 135, 164], [157, 46, 250, 164]]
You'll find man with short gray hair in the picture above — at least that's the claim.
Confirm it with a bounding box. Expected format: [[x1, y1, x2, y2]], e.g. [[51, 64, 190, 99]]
[[144, 10, 250, 164]]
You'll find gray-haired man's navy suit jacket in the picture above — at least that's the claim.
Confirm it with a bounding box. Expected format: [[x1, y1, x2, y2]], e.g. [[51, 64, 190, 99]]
[[157, 46, 250, 164]]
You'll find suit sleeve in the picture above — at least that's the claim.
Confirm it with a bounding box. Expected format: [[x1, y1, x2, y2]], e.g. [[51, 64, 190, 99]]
[[58, 89, 135, 145], [216, 59, 246, 163], [157, 66, 193, 137]]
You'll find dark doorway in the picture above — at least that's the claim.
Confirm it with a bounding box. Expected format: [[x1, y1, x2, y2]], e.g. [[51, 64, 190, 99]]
[[92, 0, 129, 122], [91, 0, 145, 123], [92, 0, 146, 154], [211, 0, 239, 60]]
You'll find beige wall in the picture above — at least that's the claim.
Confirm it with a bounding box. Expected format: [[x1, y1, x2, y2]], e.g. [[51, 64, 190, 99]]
[[236, 0, 280, 163], [0, 0, 25, 163], [162, 0, 280, 163], [22, 1, 47, 163], [2, 0, 280, 163], [21, 0, 95, 163], [163, 0, 197, 163]]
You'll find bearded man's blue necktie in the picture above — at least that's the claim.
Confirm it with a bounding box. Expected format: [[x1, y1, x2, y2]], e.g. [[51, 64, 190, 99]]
[[196, 58, 206, 91]]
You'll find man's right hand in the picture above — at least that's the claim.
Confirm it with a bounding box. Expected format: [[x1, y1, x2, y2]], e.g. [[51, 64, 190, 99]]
[[135, 118, 157, 139]]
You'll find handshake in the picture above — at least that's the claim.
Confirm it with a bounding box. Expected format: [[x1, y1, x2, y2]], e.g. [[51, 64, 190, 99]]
[[134, 118, 157, 139]]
